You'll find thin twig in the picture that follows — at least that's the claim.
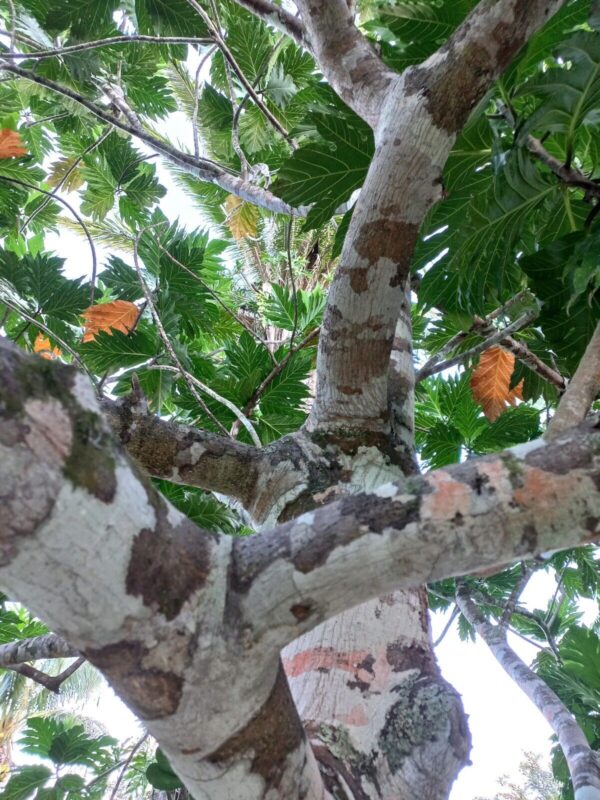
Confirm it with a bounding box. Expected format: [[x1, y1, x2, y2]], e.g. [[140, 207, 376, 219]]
[[433, 605, 459, 647], [528, 135, 600, 199], [133, 229, 231, 437], [109, 734, 149, 800], [155, 240, 276, 363], [5, 656, 85, 694], [0, 296, 100, 392], [0, 175, 98, 303], [192, 45, 217, 159], [184, 0, 293, 143], [285, 218, 298, 352], [499, 562, 535, 629], [1, 35, 213, 59], [546, 321, 600, 440], [21, 126, 113, 235], [416, 309, 539, 381], [5, 0, 17, 53]]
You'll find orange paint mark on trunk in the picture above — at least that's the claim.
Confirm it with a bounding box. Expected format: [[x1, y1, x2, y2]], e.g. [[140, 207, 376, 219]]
[[336, 705, 369, 726], [283, 647, 372, 677]]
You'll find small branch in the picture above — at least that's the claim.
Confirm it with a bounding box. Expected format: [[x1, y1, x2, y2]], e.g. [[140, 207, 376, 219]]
[[0, 633, 79, 666], [20, 125, 113, 235], [285, 218, 298, 352], [498, 334, 566, 391], [230, 326, 319, 436], [231, 0, 307, 48], [456, 584, 600, 800], [499, 563, 535, 629], [0, 298, 100, 391], [109, 734, 149, 800], [192, 45, 217, 159], [10, 656, 86, 694], [132, 229, 231, 438], [0, 35, 213, 60], [0, 175, 98, 303], [184, 0, 293, 143], [155, 240, 276, 363], [0, 61, 305, 217], [434, 605, 459, 647], [528, 135, 600, 199], [101, 395, 262, 502], [546, 322, 600, 440], [416, 309, 539, 381], [148, 365, 262, 446]]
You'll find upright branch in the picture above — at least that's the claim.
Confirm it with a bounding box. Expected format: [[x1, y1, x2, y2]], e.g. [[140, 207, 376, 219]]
[[294, 0, 397, 128], [309, 0, 569, 435], [456, 585, 600, 800], [547, 322, 600, 440]]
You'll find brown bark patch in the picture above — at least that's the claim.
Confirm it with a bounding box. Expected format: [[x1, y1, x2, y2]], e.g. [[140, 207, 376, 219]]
[[126, 502, 214, 620], [209, 661, 304, 789], [349, 267, 369, 294], [353, 219, 418, 273], [290, 602, 314, 622], [86, 641, 182, 719], [386, 642, 437, 676], [524, 437, 593, 475]]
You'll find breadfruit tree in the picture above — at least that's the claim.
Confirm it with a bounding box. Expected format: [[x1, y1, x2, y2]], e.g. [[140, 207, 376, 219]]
[[2, 1, 600, 798]]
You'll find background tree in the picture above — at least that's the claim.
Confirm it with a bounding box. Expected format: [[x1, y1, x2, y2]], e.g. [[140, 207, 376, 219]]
[[1, 1, 600, 799]]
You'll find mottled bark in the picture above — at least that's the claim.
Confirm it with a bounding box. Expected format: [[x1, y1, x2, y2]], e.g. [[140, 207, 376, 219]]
[[457, 587, 600, 800], [0, 633, 78, 666], [232, 0, 307, 47], [547, 322, 600, 440], [294, 0, 396, 128]]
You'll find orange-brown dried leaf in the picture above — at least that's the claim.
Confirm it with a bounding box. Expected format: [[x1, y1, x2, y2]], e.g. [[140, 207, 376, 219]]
[[470, 346, 523, 421], [82, 300, 139, 343], [224, 194, 258, 240], [0, 129, 27, 159], [33, 333, 62, 361]]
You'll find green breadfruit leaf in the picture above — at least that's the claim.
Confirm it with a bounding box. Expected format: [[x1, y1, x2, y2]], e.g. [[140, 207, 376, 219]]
[[471, 405, 541, 454], [222, 6, 273, 84], [80, 158, 117, 221], [255, 410, 307, 444], [48, 725, 116, 768], [521, 233, 600, 372], [265, 64, 297, 108], [420, 151, 558, 312], [135, 0, 208, 36], [79, 326, 159, 373], [260, 349, 313, 414], [518, 32, 600, 157], [101, 256, 144, 301], [273, 113, 373, 230], [0, 765, 51, 800], [155, 481, 242, 535], [119, 47, 177, 119], [146, 749, 183, 791]]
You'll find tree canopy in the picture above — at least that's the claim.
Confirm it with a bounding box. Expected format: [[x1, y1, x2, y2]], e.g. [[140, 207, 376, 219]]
[[2, 1, 600, 799]]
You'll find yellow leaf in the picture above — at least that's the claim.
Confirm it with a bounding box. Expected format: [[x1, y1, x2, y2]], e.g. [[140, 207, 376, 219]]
[[81, 300, 139, 343], [47, 156, 85, 193], [33, 333, 62, 361], [224, 194, 259, 240], [470, 346, 523, 421], [0, 129, 27, 159]]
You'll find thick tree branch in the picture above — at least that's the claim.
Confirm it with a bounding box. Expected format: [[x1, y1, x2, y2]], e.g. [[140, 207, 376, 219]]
[[2, 338, 600, 798], [294, 0, 396, 128], [0, 62, 304, 217], [547, 322, 600, 440], [0, 633, 79, 666], [310, 0, 568, 434], [101, 396, 262, 505], [232, 0, 307, 48], [456, 586, 600, 800]]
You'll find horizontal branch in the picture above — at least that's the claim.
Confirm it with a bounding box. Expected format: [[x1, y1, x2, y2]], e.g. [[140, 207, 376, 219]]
[[0, 35, 213, 59], [0, 633, 79, 666], [230, 421, 600, 648], [101, 396, 262, 504], [0, 61, 304, 217], [6, 656, 86, 693]]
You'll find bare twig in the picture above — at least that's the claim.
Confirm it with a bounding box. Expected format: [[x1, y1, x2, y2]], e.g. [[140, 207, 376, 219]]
[[0, 175, 98, 303], [285, 218, 299, 352], [184, 0, 293, 143], [192, 45, 217, 159], [109, 734, 149, 800], [21, 126, 113, 235], [528, 135, 600, 199], [546, 322, 600, 440], [0, 297, 100, 392], [499, 563, 535, 629], [433, 605, 460, 647], [416, 309, 539, 381], [155, 240, 276, 363], [10, 656, 86, 694], [0, 35, 213, 59]]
